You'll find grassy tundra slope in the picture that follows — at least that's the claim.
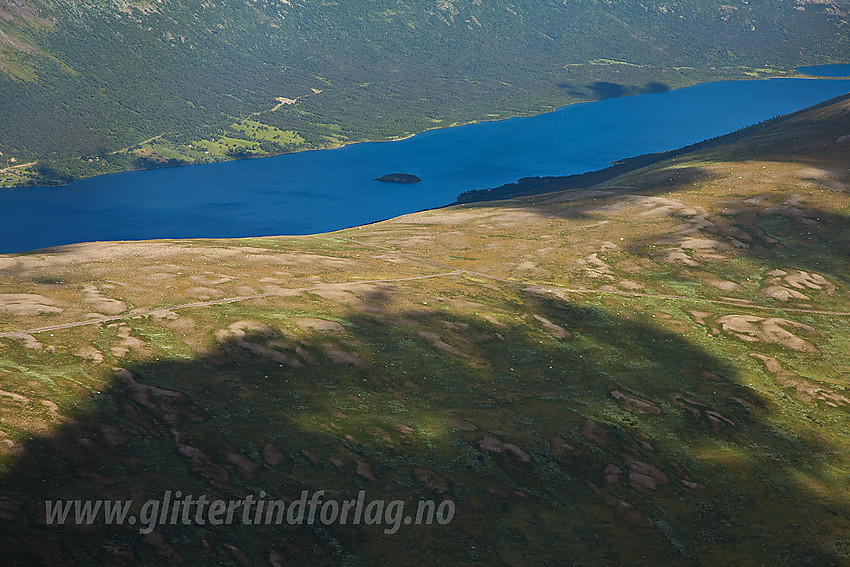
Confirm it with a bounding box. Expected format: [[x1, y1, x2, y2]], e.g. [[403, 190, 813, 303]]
[[0, 0, 849, 185], [0, 96, 850, 564]]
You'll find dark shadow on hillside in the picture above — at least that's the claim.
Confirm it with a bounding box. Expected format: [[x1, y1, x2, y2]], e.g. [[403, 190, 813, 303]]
[[456, 165, 713, 205], [0, 287, 848, 565], [556, 81, 672, 100]]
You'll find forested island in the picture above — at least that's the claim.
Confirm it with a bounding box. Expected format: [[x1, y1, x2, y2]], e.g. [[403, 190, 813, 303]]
[[376, 173, 421, 184]]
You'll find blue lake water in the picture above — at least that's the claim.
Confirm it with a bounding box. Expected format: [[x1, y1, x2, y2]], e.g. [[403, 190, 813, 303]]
[[797, 64, 850, 77], [2, 77, 850, 253]]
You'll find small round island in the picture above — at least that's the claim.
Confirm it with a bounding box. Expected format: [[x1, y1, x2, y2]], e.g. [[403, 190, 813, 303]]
[[375, 173, 421, 184]]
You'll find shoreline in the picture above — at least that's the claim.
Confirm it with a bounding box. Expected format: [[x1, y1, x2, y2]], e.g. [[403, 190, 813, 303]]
[[4, 84, 850, 254], [5, 67, 847, 192], [3, 67, 818, 191]]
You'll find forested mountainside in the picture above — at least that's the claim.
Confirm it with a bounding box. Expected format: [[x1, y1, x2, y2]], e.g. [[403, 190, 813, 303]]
[[0, 0, 848, 184]]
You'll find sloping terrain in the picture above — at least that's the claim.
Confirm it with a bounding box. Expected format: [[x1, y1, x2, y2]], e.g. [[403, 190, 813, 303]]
[[1, 0, 848, 184], [0, 95, 849, 564]]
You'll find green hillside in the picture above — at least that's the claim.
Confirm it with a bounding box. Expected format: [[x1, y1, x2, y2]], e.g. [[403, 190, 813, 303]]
[[1, 0, 848, 184], [0, 93, 849, 565]]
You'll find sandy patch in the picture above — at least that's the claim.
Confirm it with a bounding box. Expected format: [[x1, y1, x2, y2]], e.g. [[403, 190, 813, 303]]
[[678, 237, 721, 250], [716, 315, 818, 352], [477, 434, 531, 463], [117, 367, 185, 410], [295, 318, 346, 333], [618, 280, 643, 290], [577, 253, 615, 280], [262, 443, 286, 466], [443, 321, 471, 332], [708, 279, 744, 292], [5, 333, 43, 349], [549, 436, 575, 460], [762, 285, 808, 301], [322, 344, 361, 366], [82, 285, 127, 315], [784, 271, 835, 293], [581, 419, 611, 449], [660, 248, 698, 266], [605, 196, 712, 237], [232, 286, 258, 295], [688, 310, 712, 326], [611, 390, 661, 414], [532, 315, 569, 338], [215, 321, 302, 366], [0, 294, 62, 315], [74, 346, 105, 363], [0, 388, 29, 403], [672, 393, 735, 427], [750, 353, 849, 406], [109, 325, 147, 358], [189, 274, 233, 286], [623, 455, 669, 491], [418, 331, 462, 355], [226, 453, 260, 476], [306, 289, 361, 306], [604, 464, 623, 484], [356, 460, 377, 481]]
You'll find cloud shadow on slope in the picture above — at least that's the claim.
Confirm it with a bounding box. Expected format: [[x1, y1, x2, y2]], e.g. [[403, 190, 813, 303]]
[[0, 282, 847, 565]]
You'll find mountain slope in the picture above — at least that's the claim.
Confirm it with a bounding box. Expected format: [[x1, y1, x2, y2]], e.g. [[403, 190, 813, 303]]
[[0, 95, 849, 564], [1, 0, 849, 184]]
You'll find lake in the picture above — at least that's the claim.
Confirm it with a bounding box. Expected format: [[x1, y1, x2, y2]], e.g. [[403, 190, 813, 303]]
[[2, 77, 850, 253], [798, 64, 850, 77]]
